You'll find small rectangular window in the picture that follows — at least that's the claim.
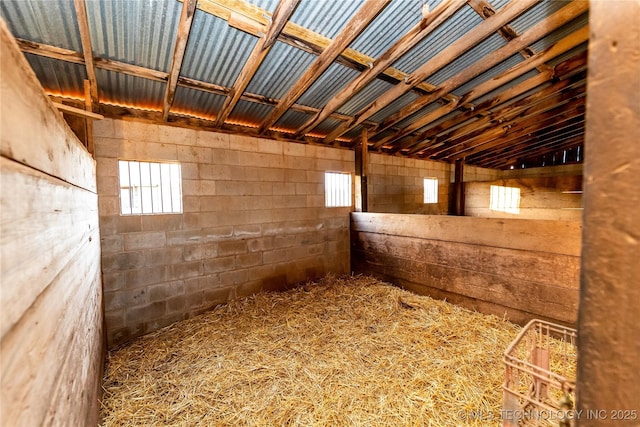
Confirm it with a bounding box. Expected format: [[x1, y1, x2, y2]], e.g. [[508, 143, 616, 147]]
[[325, 172, 352, 208], [119, 160, 182, 215], [423, 178, 438, 204], [490, 185, 520, 214]]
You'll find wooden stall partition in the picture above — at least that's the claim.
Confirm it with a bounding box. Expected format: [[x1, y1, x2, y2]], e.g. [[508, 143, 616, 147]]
[[351, 213, 581, 326]]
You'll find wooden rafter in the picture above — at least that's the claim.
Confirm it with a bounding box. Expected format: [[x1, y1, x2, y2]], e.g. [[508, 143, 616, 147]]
[[322, 0, 539, 144], [214, 0, 300, 127], [368, 0, 589, 148], [73, 0, 98, 108], [258, 0, 391, 134], [163, 0, 197, 121], [292, 0, 466, 138], [194, 0, 450, 96]]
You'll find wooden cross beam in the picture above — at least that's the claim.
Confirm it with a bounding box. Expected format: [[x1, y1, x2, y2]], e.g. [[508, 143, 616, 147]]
[[73, 0, 98, 108]]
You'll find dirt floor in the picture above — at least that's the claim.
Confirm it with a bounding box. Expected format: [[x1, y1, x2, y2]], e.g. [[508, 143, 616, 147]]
[[100, 275, 525, 426]]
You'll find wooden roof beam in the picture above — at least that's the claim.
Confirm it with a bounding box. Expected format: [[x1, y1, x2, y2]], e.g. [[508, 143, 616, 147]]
[[368, 0, 589, 148], [162, 0, 197, 121], [73, 0, 98, 108], [322, 0, 538, 144], [258, 0, 391, 134], [290, 0, 466, 138], [214, 0, 300, 127], [195, 0, 446, 97], [480, 132, 584, 168]]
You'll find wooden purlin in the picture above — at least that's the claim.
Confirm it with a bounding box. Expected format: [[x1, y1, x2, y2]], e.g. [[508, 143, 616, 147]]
[[73, 0, 98, 108]]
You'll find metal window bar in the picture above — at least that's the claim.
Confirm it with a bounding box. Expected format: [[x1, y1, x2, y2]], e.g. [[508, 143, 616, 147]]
[[119, 160, 182, 215], [325, 172, 351, 207]]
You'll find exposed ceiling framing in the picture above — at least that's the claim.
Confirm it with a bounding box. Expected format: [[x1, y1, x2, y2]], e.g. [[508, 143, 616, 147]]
[[1, 0, 590, 169]]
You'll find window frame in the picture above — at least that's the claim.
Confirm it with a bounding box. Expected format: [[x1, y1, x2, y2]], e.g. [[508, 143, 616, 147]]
[[423, 177, 439, 204], [489, 185, 521, 214], [118, 159, 183, 216], [324, 171, 352, 208]]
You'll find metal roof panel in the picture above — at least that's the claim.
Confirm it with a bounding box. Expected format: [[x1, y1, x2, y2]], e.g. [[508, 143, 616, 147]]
[[25, 53, 86, 97]]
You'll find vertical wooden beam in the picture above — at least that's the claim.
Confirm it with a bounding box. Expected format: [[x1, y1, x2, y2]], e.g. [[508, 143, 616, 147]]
[[360, 128, 369, 212], [163, 0, 197, 121], [73, 0, 98, 107], [83, 80, 94, 155], [452, 159, 464, 215], [577, 1, 640, 424], [214, 0, 299, 127]]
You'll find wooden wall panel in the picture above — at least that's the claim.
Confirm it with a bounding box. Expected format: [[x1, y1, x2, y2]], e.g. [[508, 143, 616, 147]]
[[0, 20, 103, 427], [352, 213, 581, 326]]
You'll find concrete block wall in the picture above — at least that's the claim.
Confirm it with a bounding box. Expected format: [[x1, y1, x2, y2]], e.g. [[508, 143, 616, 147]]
[[367, 153, 451, 214], [94, 119, 353, 346]]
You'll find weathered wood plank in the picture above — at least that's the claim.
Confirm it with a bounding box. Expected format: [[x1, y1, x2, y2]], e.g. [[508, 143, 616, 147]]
[[0, 21, 96, 191], [0, 157, 99, 338], [351, 212, 582, 256], [73, 0, 99, 106], [0, 236, 101, 426]]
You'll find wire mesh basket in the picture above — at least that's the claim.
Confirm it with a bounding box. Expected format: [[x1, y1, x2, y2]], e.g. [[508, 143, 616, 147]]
[[503, 319, 577, 427]]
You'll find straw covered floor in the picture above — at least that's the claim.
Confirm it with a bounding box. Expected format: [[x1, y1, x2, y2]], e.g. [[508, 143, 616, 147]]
[[101, 275, 523, 426]]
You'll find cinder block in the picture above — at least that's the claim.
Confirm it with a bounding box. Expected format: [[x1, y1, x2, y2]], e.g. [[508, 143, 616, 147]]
[[97, 157, 118, 178], [306, 195, 324, 207], [248, 236, 273, 252], [113, 215, 142, 234], [103, 271, 125, 292], [216, 210, 248, 226], [144, 247, 184, 267], [126, 300, 167, 324], [203, 287, 230, 307], [102, 251, 146, 272], [203, 256, 235, 273], [94, 118, 115, 138], [197, 130, 229, 149], [165, 295, 187, 314], [273, 234, 296, 248], [202, 226, 234, 241], [97, 175, 118, 195], [283, 142, 306, 157], [94, 138, 125, 159], [272, 182, 297, 195], [229, 134, 259, 152], [148, 281, 185, 302], [257, 139, 283, 154], [262, 248, 288, 265], [304, 145, 317, 158], [284, 155, 314, 170], [235, 280, 263, 298], [235, 252, 262, 268], [244, 209, 274, 225], [141, 214, 183, 232], [230, 165, 259, 182], [137, 142, 177, 161], [258, 167, 285, 182], [305, 170, 324, 183], [315, 145, 342, 160], [295, 182, 318, 195], [181, 162, 199, 180], [219, 269, 249, 286], [105, 288, 148, 311], [158, 125, 196, 145], [182, 196, 201, 213], [183, 243, 218, 261], [218, 240, 248, 256], [166, 230, 204, 246], [199, 164, 231, 180], [125, 266, 168, 288], [233, 224, 261, 238], [101, 235, 123, 254], [211, 148, 239, 166], [177, 145, 212, 163], [104, 308, 125, 330], [123, 231, 166, 251], [168, 260, 204, 280]]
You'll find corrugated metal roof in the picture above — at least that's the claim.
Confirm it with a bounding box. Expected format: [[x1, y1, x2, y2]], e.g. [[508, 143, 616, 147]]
[[228, 99, 274, 127], [86, 0, 180, 73], [0, 0, 81, 51], [289, 0, 367, 40], [394, 101, 441, 129], [173, 86, 226, 120], [244, 0, 280, 13], [348, 0, 423, 59], [245, 41, 316, 99], [337, 79, 395, 117], [273, 109, 314, 133], [547, 42, 588, 68], [393, 4, 484, 75], [472, 68, 540, 105], [452, 53, 525, 97], [25, 53, 86, 97], [96, 69, 165, 110], [343, 124, 364, 140], [296, 63, 360, 109], [427, 33, 507, 87], [530, 12, 589, 52], [509, 0, 571, 36], [313, 117, 343, 136], [369, 91, 420, 124], [181, 10, 258, 87]]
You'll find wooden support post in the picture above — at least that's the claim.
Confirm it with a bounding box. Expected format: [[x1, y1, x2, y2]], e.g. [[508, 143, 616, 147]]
[[577, 1, 640, 423], [83, 80, 94, 155], [453, 159, 464, 215], [355, 128, 369, 212]]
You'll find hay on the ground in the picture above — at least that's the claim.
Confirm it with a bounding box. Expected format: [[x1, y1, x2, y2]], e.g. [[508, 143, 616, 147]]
[[101, 275, 529, 426]]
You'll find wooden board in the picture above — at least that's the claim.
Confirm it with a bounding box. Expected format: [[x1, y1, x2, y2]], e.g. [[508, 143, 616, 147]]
[[351, 213, 581, 326]]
